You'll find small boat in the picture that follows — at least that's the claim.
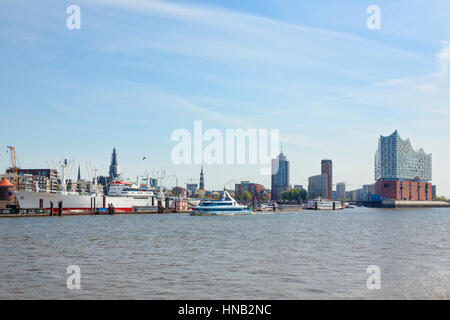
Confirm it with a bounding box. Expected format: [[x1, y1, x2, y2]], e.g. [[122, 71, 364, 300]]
[[191, 191, 251, 216], [307, 199, 344, 210]]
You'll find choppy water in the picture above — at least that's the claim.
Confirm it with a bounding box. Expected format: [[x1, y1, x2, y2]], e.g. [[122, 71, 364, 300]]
[[0, 207, 449, 299]]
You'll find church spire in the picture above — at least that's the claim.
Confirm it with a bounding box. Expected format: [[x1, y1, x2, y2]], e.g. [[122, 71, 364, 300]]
[[77, 165, 81, 181], [109, 147, 119, 179]]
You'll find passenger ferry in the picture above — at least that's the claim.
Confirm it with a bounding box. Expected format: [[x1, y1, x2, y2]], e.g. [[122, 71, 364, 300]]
[[191, 191, 251, 216]]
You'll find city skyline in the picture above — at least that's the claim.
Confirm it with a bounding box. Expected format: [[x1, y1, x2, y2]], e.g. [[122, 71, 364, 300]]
[[1, 1, 450, 196]]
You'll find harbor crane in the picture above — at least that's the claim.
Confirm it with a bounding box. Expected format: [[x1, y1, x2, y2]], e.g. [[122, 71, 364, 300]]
[[6, 146, 18, 190]]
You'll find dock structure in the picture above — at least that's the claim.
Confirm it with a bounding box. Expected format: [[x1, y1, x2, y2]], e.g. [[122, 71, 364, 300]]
[[380, 200, 450, 208], [0, 198, 192, 217]]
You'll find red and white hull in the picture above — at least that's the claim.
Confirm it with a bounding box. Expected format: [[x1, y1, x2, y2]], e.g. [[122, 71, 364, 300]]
[[14, 191, 157, 212]]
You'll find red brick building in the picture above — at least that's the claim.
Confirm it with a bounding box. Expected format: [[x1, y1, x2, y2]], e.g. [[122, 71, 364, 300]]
[[375, 180, 432, 201], [235, 181, 269, 201]]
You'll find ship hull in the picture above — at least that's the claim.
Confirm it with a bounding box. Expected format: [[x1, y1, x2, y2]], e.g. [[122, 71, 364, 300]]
[[14, 191, 156, 212], [307, 200, 344, 210]]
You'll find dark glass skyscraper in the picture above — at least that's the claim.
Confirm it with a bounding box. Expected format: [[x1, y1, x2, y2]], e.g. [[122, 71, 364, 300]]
[[199, 166, 205, 191], [271, 152, 290, 201], [109, 147, 119, 179]]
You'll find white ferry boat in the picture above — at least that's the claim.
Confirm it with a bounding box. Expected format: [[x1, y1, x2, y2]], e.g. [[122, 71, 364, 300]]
[[191, 191, 251, 216], [307, 199, 344, 210]]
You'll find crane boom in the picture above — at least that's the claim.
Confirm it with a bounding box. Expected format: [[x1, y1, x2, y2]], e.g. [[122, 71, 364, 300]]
[[6, 146, 18, 190]]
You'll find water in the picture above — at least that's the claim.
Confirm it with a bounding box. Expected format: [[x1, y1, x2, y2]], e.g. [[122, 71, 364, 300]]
[[0, 207, 449, 299]]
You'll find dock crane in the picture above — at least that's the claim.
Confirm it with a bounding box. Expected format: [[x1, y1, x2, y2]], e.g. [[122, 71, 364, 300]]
[[6, 146, 18, 190]]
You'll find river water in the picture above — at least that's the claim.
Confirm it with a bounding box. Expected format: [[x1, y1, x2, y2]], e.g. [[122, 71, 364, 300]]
[[0, 207, 449, 299]]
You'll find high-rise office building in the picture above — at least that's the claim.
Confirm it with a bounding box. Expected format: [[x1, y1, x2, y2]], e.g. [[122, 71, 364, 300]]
[[374, 130, 432, 201], [308, 174, 328, 200], [271, 152, 290, 201], [199, 166, 205, 191], [321, 159, 333, 199], [336, 182, 346, 200]]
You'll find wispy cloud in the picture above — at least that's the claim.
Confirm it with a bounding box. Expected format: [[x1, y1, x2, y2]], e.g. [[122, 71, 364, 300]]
[[437, 39, 450, 78]]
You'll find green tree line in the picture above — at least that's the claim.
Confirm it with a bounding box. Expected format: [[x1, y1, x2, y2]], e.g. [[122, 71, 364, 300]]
[[281, 188, 307, 202]]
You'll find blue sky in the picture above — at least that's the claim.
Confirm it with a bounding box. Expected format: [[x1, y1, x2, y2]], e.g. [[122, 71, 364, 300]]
[[1, 0, 449, 195]]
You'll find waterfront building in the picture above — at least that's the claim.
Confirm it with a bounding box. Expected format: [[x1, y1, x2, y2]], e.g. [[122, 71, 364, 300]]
[[109, 147, 120, 179], [360, 184, 375, 201], [271, 152, 290, 201], [235, 181, 268, 201], [186, 183, 198, 197], [76, 179, 92, 194], [194, 189, 206, 198], [336, 182, 346, 200], [308, 174, 328, 200], [173, 186, 186, 198], [199, 166, 205, 191], [347, 189, 361, 201], [321, 160, 333, 199], [374, 130, 432, 201], [432, 185, 436, 199], [6, 168, 58, 192]]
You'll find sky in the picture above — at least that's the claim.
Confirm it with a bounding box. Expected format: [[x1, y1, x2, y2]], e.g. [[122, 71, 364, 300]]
[[0, 0, 449, 196]]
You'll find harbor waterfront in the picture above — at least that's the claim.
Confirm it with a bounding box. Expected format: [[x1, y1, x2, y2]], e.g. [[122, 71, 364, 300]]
[[0, 207, 449, 300]]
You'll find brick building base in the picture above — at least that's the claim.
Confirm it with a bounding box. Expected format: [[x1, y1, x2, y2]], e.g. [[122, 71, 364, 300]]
[[375, 180, 432, 201]]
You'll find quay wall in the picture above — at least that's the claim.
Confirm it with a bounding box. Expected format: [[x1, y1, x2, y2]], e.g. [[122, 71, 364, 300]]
[[381, 200, 450, 208]]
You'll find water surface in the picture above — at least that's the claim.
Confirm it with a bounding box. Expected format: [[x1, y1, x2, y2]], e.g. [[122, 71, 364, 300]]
[[0, 207, 449, 299]]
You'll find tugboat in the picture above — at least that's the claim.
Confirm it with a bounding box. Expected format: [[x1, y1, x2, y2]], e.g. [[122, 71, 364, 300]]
[[191, 190, 251, 216]]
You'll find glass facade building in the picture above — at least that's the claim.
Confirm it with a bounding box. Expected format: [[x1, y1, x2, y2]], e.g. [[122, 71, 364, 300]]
[[375, 130, 432, 182], [271, 152, 290, 201]]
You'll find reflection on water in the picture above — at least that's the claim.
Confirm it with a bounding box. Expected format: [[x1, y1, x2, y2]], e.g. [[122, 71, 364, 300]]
[[0, 207, 449, 299]]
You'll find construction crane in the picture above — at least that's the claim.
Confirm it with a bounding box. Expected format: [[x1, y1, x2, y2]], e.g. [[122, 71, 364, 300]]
[[185, 178, 198, 186], [6, 146, 18, 190]]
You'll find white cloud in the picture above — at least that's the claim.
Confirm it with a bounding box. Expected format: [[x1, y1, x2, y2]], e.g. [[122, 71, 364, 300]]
[[437, 39, 450, 78]]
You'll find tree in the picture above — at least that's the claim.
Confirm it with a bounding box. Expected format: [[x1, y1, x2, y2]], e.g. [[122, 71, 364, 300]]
[[282, 188, 307, 203], [299, 189, 307, 202], [241, 191, 252, 203]]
